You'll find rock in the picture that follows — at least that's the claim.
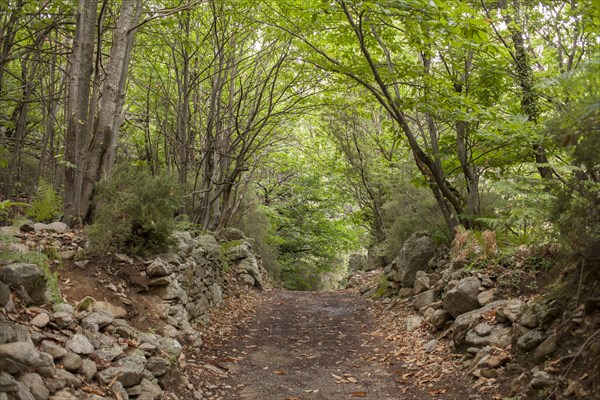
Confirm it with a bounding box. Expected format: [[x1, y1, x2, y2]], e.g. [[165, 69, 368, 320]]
[[14, 382, 36, 400], [45, 370, 82, 392], [49, 389, 78, 400], [52, 312, 73, 328], [146, 357, 171, 377], [192, 235, 221, 262], [172, 231, 194, 254], [62, 352, 83, 372], [413, 271, 430, 295], [40, 341, 67, 359], [224, 242, 252, 261], [30, 313, 50, 328], [466, 325, 512, 348], [486, 352, 511, 368], [451, 300, 508, 347], [146, 259, 172, 278], [18, 373, 49, 400], [0, 341, 53, 374], [0, 371, 18, 392], [93, 346, 124, 363], [477, 290, 494, 307], [160, 337, 182, 360], [520, 303, 538, 328], [497, 299, 524, 323], [0, 281, 10, 307], [414, 289, 436, 311], [405, 316, 423, 332], [398, 288, 414, 298], [114, 253, 133, 265], [538, 305, 561, 327], [238, 273, 255, 287], [53, 303, 74, 314], [530, 371, 555, 390], [98, 367, 143, 387], [93, 301, 126, 319], [126, 379, 162, 399], [474, 323, 494, 336], [0, 263, 47, 304], [46, 222, 68, 233], [534, 333, 558, 363], [79, 359, 97, 380], [387, 233, 436, 287], [217, 228, 245, 241], [149, 277, 172, 287], [423, 339, 437, 353], [517, 330, 547, 352], [111, 382, 129, 400], [82, 311, 114, 331], [65, 334, 94, 355], [443, 276, 481, 318], [431, 309, 452, 330]]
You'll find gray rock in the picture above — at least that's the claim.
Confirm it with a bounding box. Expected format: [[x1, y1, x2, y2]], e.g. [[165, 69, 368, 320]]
[[149, 277, 172, 287], [146, 259, 172, 278], [423, 339, 437, 353], [387, 233, 436, 287], [405, 316, 423, 332], [517, 330, 547, 351], [44, 369, 81, 392], [46, 222, 68, 233], [538, 305, 561, 327], [48, 389, 77, 400], [160, 337, 182, 360], [534, 333, 558, 363], [413, 271, 430, 295], [430, 309, 452, 330], [14, 382, 35, 400], [497, 299, 524, 323], [93, 301, 126, 319], [53, 303, 74, 314], [0, 341, 53, 374], [145, 357, 171, 377], [30, 313, 50, 328], [79, 358, 97, 380], [82, 312, 114, 331], [62, 352, 83, 372], [0, 371, 18, 392], [474, 323, 494, 337], [111, 382, 129, 400], [65, 334, 94, 355], [466, 325, 512, 348], [126, 379, 163, 399], [40, 341, 67, 359], [530, 371, 555, 390], [93, 346, 124, 363], [520, 304, 538, 328], [238, 273, 255, 287], [443, 276, 481, 318], [0, 263, 47, 304], [18, 373, 49, 400], [172, 231, 194, 254], [477, 290, 494, 307], [210, 283, 223, 305], [0, 281, 10, 307], [192, 235, 221, 262], [414, 289, 436, 311], [451, 300, 508, 347], [52, 312, 73, 328], [98, 367, 143, 387], [224, 242, 252, 261], [398, 288, 414, 298]]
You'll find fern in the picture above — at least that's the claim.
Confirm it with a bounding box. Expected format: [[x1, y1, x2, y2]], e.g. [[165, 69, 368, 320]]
[[26, 178, 62, 223]]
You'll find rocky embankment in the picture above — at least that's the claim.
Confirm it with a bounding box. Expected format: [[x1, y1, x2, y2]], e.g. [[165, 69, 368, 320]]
[[349, 232, 599, 398], [0, 223, 268, 400]]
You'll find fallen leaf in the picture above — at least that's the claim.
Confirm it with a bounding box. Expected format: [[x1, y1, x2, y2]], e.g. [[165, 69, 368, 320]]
[[331, 373, 343, 380], [274, 370, 286, 375], [347, 377, 358, 384], [350, 391, 368, 397]]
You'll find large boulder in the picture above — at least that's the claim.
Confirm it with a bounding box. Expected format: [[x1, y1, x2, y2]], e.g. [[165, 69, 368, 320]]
[[443, 276, 481, 318], [192, 235, 221, 262], [348, 253, 368, 272], [387, 233, 436, 287], [451, 300, 508, 347], [0, 263, 47, 305]]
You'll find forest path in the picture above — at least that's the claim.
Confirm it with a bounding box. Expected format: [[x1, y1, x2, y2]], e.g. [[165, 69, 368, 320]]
[[191, 290, 463, 400]]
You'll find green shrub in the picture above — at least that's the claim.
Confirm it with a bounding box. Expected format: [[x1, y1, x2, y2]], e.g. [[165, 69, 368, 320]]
[[26, 178, 62, 223], [86, 166, 181, 255]]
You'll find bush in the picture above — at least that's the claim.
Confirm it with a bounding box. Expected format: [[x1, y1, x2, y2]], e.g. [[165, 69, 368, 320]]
[[86, 167, 181, 255], [26, 178, 62, 223]]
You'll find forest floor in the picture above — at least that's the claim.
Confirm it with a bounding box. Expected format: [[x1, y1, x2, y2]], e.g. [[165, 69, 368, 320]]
[[188, 285, 500, 400]]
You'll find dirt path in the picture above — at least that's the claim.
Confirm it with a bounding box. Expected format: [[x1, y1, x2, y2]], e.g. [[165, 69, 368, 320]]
[[195, 290, 444, 400]]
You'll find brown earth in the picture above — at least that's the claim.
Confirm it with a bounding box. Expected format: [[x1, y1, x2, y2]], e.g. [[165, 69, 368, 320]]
[[189, 288, 489, 400]]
